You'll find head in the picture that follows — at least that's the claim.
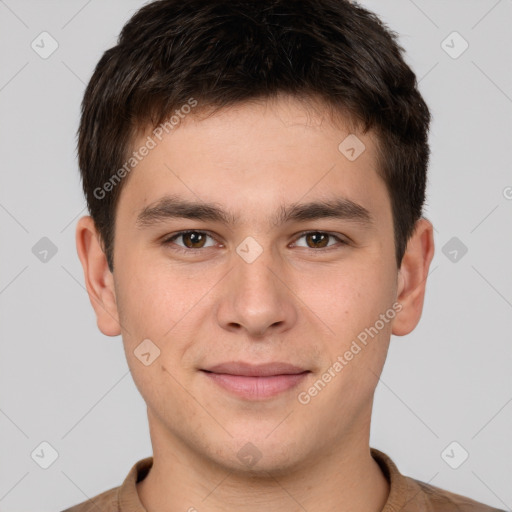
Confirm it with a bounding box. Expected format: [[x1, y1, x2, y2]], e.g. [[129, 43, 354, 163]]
[[76, 0, 434, 475]]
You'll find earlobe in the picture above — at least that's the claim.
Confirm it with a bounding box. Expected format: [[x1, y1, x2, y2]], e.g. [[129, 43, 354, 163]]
[[75, 216, 122, 337], [392, 218, 435, 337]]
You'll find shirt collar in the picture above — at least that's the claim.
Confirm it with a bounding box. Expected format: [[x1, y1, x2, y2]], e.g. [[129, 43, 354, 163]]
[[117, 448, 408, 511]]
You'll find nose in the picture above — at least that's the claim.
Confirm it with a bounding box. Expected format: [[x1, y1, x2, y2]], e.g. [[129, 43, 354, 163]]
[[215, 245, 298, 338]]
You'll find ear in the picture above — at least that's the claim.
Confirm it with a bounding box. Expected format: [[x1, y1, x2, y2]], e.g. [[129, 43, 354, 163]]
[[392, 218, 435, 336], [75, 216, 121, 337]]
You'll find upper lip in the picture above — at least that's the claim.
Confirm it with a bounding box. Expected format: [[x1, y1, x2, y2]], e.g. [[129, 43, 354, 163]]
[[202, 362, 309, 377]]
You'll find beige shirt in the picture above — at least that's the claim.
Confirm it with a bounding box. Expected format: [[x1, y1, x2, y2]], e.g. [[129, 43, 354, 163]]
[[61, 448, 505, 511]]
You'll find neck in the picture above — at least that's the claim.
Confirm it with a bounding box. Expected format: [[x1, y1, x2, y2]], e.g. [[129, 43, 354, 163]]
[[137, 409, 390, 512]]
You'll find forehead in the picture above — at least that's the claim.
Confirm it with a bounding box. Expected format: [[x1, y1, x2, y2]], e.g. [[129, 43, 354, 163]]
[[117, 95, 389, 226]]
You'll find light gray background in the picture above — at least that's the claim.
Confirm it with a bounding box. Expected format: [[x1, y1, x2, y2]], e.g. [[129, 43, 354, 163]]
[[0, 1, 511, 511]]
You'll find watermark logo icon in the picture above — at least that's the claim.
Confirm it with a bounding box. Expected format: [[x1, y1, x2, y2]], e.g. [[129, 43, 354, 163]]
[[32, 237, 58, 263], [31, 441, 59, 469], [237, 442, 262, 467], [442, 237, 468, 263], [236, 236, 263, 264], [338, 134, 366, 161], [134, 338, 161, 366], [31, 31, 59, 59], [441, 31, 468, 59], [441, 441, 469, 469]]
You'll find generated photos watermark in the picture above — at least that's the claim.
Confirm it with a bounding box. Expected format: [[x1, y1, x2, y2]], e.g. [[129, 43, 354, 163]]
[[297, 301, 403, 405], [93, 97, 198, 200]]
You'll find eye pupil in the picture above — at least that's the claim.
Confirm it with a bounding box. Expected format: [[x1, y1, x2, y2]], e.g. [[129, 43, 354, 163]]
[[306, 232, 329, 248]]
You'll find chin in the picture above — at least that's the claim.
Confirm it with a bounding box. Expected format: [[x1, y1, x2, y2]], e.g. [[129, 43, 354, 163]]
[[205, 433, 309, 478]]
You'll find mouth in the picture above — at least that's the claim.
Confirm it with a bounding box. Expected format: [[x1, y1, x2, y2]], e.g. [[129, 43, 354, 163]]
[[200, 362, 311, 400]]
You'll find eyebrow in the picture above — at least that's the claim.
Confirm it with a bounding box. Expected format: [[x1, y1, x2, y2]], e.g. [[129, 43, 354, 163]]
[[135, 194, 373, 229]]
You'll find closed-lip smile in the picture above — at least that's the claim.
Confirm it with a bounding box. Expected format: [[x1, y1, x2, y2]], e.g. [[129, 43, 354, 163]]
[[200, 361, 310, 400]]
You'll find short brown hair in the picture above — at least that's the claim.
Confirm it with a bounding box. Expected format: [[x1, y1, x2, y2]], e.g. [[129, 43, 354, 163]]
[[78, 0, 431, 271]]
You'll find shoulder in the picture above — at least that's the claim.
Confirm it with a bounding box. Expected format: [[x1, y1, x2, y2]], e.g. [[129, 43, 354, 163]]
[[59, 485, 119, 512], [59, 456, 153, 512], [404, 476, 507, 512], [370, 448, 505, 512]]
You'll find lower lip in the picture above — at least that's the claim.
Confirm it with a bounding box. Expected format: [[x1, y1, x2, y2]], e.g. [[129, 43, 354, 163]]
[[202, 371, 309, 400]]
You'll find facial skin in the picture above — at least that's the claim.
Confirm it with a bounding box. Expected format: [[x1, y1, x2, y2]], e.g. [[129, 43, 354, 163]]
[[76, 94, 434, 512]]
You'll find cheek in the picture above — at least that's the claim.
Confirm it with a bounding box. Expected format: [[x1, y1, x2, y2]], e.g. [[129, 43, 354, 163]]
[[294, 256, 397, 352], [114, 261, 193, 405], [116, 251, 183, 330], [114, 255, 211, 372]]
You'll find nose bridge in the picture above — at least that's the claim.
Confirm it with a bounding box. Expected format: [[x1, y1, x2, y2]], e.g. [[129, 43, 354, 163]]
[[235, 243, 279, 300], [235, 240, 282, 308]]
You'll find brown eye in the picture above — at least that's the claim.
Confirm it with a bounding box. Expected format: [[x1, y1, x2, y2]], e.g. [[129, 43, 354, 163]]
[[181, 232, 207, 248], [304, 232, 330, 248], [163, 231, 217, 251], [293, 231, 347, 250]]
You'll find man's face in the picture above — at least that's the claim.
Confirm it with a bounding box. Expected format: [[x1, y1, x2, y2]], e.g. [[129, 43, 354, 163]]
[[111, 95, 399, 473]]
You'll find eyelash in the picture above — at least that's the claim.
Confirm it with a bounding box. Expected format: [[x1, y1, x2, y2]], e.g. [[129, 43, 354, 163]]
[[161, 230, 349, 254]]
